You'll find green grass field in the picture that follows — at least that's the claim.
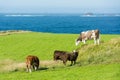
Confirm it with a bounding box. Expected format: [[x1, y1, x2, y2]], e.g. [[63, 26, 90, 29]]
[[0, 64, 120, 80], [0, 31, 120, 80]]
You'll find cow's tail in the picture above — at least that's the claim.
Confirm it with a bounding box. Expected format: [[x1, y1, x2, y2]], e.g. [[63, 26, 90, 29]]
[[54, 51, 58, 61], [96, 29, 100, 45]]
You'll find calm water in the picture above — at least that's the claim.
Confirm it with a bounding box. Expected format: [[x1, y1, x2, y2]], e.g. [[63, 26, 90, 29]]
[[0, 14, 120, 34]]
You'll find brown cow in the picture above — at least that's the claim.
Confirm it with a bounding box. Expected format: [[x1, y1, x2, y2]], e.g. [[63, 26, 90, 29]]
[[75, 29, 100, 46], [54, 50, 78, 65], [26, 55, 39, 72]]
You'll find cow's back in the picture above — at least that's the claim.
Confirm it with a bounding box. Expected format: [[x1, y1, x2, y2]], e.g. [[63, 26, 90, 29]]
[[81, 30, 99, 40], [54, 50, 67, 60], [81, 31, 92, 40]]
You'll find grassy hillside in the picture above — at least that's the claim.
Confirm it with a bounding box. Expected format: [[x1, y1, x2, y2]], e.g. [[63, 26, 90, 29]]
[[0, 31, 120, 80], [77, 38, 120, 66]]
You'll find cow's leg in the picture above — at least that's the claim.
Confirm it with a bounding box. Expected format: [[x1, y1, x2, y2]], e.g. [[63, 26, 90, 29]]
[[33, 63, 37, 71], [97, 38, 100, 45], [29, 65, 32, 73], [26, 65, 29, 72], [37, 64, 39, 70], [74, 61, 76, 65], [34, 65, 37, 71], [32, 63, 39, 71], [70, 61, 73, 66], [94, 38, 97, 45], [29, 68, 32, 73], [83, 40, 86, 44], [26, 68, 29, 72], [26, 63, 32, 73], [82, 40, 86, 44], [35, 65, 38, 70], [63, 60, 67, 65], [33, 65, 35, 70]]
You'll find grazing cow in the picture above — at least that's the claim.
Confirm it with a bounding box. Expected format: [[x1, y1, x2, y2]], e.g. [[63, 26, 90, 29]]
[[26, 55, 39, 72], [75, 29, 100, 46], [54, 50, 78, 65]]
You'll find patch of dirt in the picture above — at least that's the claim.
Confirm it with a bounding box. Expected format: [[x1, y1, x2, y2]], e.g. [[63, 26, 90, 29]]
[[0, 30, 30, 36], [0, 59, 63, 72]]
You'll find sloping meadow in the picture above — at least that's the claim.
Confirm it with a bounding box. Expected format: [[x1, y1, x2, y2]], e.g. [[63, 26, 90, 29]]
[[77, 38, 120, 65], [0, 32, 120, 73]]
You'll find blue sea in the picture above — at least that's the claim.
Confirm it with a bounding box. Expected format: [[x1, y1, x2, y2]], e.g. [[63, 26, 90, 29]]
[[0, 14, 120, 34]]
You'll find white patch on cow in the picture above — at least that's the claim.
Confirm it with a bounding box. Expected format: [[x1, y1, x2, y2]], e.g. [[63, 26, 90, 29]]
[[76, 41, 80, 46], [83, 40, 86, 44], [73, 50, 76, 52], [35, 66, 37, 70], [85, 31, 88, 35], [29, 68, 32, 73], [26, 68, 29, 72], [81, 31, 85, 34]]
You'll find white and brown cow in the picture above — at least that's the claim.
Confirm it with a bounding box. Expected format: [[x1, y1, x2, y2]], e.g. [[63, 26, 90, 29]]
[[75, 29, 100, 46], [26, 55, 39, 73]]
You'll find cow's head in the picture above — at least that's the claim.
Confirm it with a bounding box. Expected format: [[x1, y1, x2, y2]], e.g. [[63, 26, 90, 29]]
[[75, 35, 82, 46], [73, 50, 79, 56], [75, 33, 82, 46], [75, 39, 80, 46]]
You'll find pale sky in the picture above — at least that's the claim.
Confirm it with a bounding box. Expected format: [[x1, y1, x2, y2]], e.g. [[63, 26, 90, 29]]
[[0, 0, 120, 13]]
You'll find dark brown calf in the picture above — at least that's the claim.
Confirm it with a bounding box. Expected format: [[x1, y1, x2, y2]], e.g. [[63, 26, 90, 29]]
[[54, 50, 78, 65], [26, 55, 39, 72]]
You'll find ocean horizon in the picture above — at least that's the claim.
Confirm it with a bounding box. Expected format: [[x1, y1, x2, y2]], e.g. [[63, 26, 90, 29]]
[[0, 13, 120, 34]]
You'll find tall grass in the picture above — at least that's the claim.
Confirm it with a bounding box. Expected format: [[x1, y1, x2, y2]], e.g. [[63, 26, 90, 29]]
[[77, 38, 120, 66]]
